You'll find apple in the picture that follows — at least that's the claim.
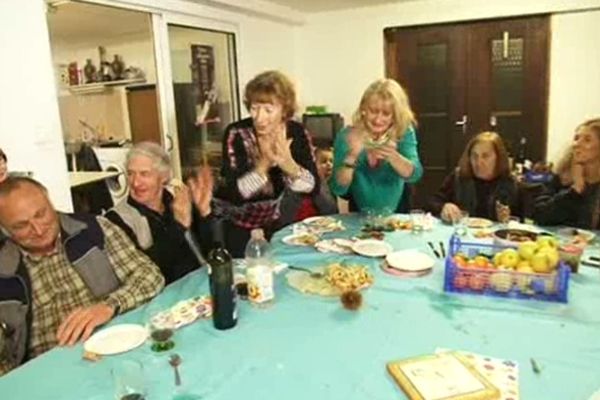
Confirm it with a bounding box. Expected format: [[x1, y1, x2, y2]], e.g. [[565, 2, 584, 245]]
[[493, 253, 503, 268], [499, 249, 519, 269], [515, 274, 533, 293], [537, 247, 560, 270], [469, 274, 486, 291], [474, 255, 490, 269], [531, 252, 551, 273], [516, 260, 533, 272], [537, 235, 558, 249], [454, 274, 468, 289], [518, 241, 537, 260]]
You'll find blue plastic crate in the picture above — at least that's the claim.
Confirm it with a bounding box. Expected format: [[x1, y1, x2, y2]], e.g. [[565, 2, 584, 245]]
[[444, 236, 570, 303]]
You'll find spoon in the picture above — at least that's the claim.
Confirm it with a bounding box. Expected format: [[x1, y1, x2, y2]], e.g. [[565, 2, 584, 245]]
[[169, 354, 182, 386], [288, 265, 324, 279]]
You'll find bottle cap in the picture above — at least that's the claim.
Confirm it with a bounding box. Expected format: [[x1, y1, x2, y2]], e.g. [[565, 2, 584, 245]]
[[250, 229, 264, 240]]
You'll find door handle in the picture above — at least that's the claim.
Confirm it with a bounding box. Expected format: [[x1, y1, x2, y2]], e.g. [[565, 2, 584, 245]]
[[455, 115, 468, 135]]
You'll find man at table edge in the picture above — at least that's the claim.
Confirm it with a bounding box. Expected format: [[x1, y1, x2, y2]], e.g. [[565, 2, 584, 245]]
[[0, 177, 165, 376]]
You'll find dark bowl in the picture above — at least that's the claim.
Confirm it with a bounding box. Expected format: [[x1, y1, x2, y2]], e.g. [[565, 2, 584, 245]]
[[493, 228, 539, 247]]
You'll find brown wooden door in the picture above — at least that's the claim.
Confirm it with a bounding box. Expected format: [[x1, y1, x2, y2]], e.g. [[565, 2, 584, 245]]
[[127, 85, 162, 144], [385, 15, 549, 208], [385, 24, 467, 208]]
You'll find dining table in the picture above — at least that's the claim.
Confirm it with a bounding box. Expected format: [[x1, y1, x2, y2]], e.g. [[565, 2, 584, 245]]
[[1, 213, 599, 400]]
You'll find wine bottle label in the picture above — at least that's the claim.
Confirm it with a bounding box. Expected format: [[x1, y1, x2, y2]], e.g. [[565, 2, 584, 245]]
[[247, 266, 274, 304]]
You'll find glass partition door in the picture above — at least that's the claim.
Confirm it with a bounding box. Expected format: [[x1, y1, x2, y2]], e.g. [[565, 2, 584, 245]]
[[153, 14, 240, 179]]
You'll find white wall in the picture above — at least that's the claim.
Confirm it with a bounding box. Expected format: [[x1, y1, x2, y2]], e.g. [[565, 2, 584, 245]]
[[237, 15, 300, 108], [547, 10, 600, 162], [0, 0, 72, 211], [297, 0, 600, 162]]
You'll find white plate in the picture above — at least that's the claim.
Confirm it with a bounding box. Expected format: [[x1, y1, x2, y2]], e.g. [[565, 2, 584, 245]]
[[315, 240, 353, 254], [465, 217, 493, 228], [84, 324, 148, 355], [557, 227, 596, 243], [302, 216, 331, 225], [301, 216, 343, 232], [333, 238, 355, 248], [352, 239, 393, 258], [282, 233, 318, 246], [385, 249, 435, 272]]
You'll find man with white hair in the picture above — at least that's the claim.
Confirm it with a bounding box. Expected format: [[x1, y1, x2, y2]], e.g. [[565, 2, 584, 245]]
[[105, 141, 214, 284]]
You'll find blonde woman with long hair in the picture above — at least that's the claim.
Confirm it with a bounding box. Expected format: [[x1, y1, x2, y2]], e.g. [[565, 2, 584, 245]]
[[534, 118, 600, 229], [330, 78, 423, 212]]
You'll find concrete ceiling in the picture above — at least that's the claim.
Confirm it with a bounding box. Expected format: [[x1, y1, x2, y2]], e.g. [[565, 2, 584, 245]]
[[46, 1, 150, 44], [264, 0, 420, 12]]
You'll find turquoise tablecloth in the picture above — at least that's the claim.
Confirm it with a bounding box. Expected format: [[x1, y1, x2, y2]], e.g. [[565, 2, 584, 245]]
[[2, 214, 600, 400]]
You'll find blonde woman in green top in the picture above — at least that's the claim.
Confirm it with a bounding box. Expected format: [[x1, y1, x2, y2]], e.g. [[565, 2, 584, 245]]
[[330, 78, 423, 212]]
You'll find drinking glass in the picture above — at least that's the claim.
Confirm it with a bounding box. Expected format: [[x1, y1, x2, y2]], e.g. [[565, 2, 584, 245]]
[[146, 305, 176, 353], [410, 209, 425, 234], [453, 210, 469, 236], [362, 207, 377, 227], [506, 216, 521, 227], [495, 200, 511, 224], [112, 360, 147, 400]]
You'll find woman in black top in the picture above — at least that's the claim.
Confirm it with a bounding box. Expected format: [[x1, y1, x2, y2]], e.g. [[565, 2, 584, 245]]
[[214, 71, 319, 256], [427, 131, 519, 222], [534, 118, 600, 229]]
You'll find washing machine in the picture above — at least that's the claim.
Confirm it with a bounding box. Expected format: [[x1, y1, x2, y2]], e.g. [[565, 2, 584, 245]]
[[92, 147, 130, 205]]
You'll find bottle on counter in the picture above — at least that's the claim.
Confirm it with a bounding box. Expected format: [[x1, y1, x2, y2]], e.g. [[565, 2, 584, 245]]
[[244, 229, 274, 306], [207, 220, 237, 330]]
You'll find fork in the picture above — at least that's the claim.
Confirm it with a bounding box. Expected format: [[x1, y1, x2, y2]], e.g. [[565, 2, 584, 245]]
[[288, 265, 324, 279]]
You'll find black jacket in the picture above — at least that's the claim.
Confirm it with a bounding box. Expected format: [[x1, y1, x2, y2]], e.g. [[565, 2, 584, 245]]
[[106, 191, 213, 284], [533, 175, 600, 229], [427, 169, 520, 220]]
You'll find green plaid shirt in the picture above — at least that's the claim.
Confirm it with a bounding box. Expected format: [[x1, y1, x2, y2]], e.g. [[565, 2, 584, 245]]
[[21, 217, 164, 361]]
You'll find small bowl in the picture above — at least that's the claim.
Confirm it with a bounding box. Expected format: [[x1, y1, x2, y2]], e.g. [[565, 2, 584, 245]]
[[493, 228, 539, 247], [558, 244, 584, 273]]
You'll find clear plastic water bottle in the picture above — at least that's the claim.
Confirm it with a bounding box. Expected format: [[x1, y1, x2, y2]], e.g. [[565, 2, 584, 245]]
[[244, 229, 274, 306]]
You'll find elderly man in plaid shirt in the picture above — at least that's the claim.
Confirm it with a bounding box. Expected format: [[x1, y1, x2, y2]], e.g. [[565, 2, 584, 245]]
[[0, 177, 164, 376]]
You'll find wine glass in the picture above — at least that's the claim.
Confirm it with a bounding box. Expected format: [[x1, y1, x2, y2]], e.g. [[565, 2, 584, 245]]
[[146, 305, 176, 353], [453, 210, 469, 236], [112, 360, 147, 400]]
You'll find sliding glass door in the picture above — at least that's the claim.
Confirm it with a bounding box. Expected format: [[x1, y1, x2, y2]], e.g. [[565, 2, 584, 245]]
[[153, 14, 240, 179]]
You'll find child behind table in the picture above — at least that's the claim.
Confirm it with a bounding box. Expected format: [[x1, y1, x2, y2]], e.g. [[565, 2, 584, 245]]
[[277, 146, 338, 226]]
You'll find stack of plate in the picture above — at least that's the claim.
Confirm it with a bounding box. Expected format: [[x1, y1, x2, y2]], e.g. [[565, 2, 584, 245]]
[[351, 239, 393, 258], [382, 249, 435, 277]]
